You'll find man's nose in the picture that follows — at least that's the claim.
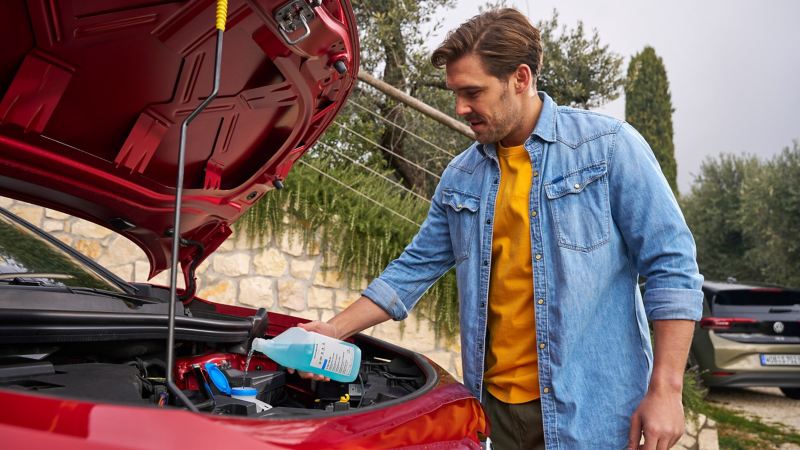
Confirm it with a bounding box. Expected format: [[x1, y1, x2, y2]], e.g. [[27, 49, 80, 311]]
[[455, 97, 471, 117]]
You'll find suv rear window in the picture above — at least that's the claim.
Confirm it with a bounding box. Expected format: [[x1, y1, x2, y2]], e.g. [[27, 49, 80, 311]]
[[714, 289, 800, 306]]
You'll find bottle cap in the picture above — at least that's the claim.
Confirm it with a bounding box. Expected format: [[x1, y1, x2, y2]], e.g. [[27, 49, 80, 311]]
[[204, 362, 231, 395]]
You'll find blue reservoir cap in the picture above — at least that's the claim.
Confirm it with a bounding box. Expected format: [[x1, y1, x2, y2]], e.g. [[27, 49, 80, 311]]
[[204, 362, 231, 395], [231, 387, 257, 396]]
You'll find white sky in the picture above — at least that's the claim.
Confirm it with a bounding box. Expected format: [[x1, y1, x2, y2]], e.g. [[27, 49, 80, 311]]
[[425, 0, 800, 194]]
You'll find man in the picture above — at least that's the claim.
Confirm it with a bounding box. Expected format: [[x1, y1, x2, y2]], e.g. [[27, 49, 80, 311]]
[[296, 8, 703, 450]]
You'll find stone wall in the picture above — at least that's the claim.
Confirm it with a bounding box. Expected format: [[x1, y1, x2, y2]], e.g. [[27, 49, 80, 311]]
[[0, 198, 462, 380]]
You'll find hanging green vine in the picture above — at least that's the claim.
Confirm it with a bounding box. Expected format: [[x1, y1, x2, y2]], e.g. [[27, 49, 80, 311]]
[[236, 150, 460, 340]]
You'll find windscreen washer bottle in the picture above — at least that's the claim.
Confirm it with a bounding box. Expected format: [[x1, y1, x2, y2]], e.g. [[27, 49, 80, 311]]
[[251, 327, 361, 383]]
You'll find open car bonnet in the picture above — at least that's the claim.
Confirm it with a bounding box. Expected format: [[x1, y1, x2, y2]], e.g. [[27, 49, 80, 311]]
[[0, 0, 358, 283]]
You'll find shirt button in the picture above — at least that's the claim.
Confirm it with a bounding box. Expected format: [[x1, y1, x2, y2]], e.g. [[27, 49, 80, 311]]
[[483, 260, 489, 266], [486, 218, 492, 224], [543, 387, 550, 394], [531, 210, 537, 218], [480, 301, 486, 308], [535, 254, 542, 260], [539, 343, 546, 349], [537, 298, 544, 305], [493, 178, 499, 184], [574, 183, 581, 189], [533, 171, 539, 177]]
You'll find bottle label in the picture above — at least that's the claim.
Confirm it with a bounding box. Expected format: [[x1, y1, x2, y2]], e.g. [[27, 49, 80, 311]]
[[309, 335, 354, 377]]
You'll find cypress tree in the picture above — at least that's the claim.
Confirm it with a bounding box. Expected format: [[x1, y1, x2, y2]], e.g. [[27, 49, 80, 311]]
[[625, 47, 678, 193]]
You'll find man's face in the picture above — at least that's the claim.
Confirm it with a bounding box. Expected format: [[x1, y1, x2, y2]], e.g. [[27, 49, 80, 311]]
[[446, 53, 520, 145]]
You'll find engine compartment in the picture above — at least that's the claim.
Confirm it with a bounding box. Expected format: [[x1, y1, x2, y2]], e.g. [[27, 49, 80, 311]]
[[0, 335, 428, 418]]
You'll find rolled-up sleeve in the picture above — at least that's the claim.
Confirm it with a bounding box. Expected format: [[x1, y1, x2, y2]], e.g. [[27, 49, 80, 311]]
[[609, 123, 704, 321], [362, 179, 457, 321]]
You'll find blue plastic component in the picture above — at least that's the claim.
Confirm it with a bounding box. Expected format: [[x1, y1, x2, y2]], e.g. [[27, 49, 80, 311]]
[[231, 387, 257, 396], [204, 362, 231, 395]]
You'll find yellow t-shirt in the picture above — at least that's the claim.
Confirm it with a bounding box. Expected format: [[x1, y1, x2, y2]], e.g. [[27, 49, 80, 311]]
[[484, 142, 540, 404]]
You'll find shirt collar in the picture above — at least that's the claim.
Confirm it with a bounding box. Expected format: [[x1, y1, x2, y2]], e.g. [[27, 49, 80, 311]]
[[477, 91, 557, 157]]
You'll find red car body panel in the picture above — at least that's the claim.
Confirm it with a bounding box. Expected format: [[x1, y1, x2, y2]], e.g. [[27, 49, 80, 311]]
[[0, 0, 358, 278]]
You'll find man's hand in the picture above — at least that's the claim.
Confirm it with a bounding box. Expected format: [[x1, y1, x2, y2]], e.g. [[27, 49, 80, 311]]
[[627, 386, 685, 450], [285, 321, 339, 382]]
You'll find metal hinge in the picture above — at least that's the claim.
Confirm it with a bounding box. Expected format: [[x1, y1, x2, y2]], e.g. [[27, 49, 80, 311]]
[[275, 0, 315, 45]]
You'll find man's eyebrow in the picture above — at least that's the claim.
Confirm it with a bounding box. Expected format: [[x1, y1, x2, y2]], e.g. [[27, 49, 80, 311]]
[[449, 85, 484, 92]]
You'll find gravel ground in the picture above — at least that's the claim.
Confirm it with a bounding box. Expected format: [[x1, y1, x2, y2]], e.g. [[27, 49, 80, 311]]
[[707, 387, 800, 432]]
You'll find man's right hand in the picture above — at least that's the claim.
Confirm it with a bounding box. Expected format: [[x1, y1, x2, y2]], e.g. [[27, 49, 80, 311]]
[[284, 296, 392, 381], [286, 321, 339, 382]]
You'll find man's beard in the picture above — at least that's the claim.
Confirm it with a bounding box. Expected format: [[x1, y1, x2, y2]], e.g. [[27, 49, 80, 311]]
[[471, 89, 517, 144]]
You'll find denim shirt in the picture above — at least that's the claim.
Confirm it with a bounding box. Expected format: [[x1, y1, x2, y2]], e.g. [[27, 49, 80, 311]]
[[363, 92, 703, 449]]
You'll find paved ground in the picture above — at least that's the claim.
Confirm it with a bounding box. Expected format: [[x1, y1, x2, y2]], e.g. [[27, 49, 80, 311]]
[[707, 387, 800, 432]]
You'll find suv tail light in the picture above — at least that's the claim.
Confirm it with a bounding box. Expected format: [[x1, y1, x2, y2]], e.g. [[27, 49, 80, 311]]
[[699, 317, 758, 330]]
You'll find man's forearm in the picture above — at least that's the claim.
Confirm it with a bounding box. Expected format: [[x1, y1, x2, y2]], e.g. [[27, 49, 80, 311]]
[[650, 319, 695, 392], [328, 296, 392, 339]]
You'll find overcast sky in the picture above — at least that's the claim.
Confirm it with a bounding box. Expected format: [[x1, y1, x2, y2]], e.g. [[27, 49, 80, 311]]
[[425, 0, 800, 194]]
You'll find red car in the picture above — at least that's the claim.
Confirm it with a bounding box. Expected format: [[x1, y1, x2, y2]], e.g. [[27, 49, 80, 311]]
[[0, 1, 487, 448]]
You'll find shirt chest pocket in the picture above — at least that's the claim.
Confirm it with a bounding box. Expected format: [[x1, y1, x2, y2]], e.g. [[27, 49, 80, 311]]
[[442, 189, 480, 262], [544, 161, 610, 252]]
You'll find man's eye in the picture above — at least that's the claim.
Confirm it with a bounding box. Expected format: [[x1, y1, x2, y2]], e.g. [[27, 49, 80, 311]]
[[468, 91, 480, 98]]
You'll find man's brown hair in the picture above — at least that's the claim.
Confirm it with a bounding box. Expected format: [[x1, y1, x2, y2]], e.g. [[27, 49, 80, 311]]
[[431, 8, 543, 83]]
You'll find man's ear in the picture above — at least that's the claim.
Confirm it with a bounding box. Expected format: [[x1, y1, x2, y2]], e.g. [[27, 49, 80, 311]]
[[513, 64, 533, 94]]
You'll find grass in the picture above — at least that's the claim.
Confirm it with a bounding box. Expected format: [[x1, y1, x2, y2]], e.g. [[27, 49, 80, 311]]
[[697, 400, 800, 449]]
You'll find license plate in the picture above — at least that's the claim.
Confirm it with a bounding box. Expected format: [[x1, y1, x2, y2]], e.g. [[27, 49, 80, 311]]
[[760, 354, 800, 366]]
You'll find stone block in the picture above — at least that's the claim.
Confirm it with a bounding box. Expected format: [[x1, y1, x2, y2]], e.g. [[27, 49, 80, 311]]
[[74, 239, 102, 259], [218, 237, 235, 252], [212, 253, 251, 277], [197, 280, 236, 305], [253, 248, 287, 277], [134, 261, 150, 282], [676, 432, 696, 450], [314, 269, 344, 289], [107, 263, 133, 281], [280, 233, 304, 257], [45, 209, 70, 220], [71, 220, 113, 239], [290, 258, 317, 279], [292, 309, 319, 322], [425, 351, 455, 375], [400, 314, 436, 353], [278, 280, 307, 311], [334, 289, 358, 310], [53, 233, 73, 246], [308, 287, 334, 309], [371, 320, 402, 345], [320, 309, 335, 322], [239, 277, 274, 308], [697, 428, 719, 450], [43, 219, 63, 232], [98, 236, 144, 266], [151, 270, 185, 289], [10, 205, 44, 227]]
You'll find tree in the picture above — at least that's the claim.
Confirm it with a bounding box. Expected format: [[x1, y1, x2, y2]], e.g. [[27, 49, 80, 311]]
[[537, 12, 624, 109], [681, 143, 800, 288], [625, 47, 678, 193], [681, 154, 759, 282], [740, 141, 800, 287]]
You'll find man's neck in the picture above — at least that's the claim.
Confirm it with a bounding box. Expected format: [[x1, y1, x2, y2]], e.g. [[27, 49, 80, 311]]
[[499, 92, 543, 147]]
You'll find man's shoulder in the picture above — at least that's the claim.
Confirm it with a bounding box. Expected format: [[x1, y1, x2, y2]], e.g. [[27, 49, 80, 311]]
[[554, 105, 625, 148], [445, 142, 486, 176]]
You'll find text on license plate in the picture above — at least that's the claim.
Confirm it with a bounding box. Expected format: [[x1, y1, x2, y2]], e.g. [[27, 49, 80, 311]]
[[760, 354, 800, 366]]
